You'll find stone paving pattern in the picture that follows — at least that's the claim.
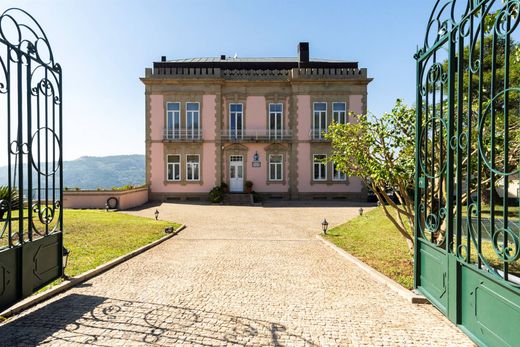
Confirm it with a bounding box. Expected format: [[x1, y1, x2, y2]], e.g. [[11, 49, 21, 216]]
[[0, 202, 474, 346]]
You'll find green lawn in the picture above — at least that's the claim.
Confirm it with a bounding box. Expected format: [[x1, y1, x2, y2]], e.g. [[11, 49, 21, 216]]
[[1, 209, 179, 284], [462, 204, 519, 221], [63, 210, 179, 278], [324, 207, 414, 289], [325, 207, 520, 290]]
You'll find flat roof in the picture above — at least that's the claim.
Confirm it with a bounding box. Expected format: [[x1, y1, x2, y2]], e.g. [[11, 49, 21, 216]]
[[154, 56, 359, 70]]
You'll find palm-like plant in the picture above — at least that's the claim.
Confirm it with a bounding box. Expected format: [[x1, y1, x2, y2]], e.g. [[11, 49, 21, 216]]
[[0, 186, 20, 220]]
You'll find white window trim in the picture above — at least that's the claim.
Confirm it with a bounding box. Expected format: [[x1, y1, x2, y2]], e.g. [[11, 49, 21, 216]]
[[332, 102, 347, 124], [186, 102, 200, 139], [268, 103, 284, 139], [313, 154, 327, 181], [166, 154, 181, 181], [332, 163, 347, 181], [166, 102, 181, 139], [186, 154, 200, 182], [229, 103, 244, 139], [312, 102, 327, 139], [268, 154, 283, 181]]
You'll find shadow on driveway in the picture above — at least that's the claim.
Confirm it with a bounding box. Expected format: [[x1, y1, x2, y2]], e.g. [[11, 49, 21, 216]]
[[0, 294, 317, 346]]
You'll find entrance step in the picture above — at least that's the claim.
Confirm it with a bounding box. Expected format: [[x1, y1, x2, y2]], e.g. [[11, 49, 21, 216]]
[[223, 193, 253, 206]]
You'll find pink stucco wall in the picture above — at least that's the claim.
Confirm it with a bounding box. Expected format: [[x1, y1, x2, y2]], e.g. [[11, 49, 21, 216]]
[[151, 143, 216, 193], [222, 96, 290, 134], [150, 142, 164, 192], [63, 188, 149, 210], [296, 142, 364, 193], [202, 95, 216, 139], [245, 144, 289, 193], [246, 96, 266, 130], [349, 95, 363, 115], [150, 95, 164, 141], [149, 94, 217, 194], [297, 95, 311, 141]]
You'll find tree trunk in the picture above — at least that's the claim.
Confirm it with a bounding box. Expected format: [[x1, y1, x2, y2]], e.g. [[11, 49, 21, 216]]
[[482, 186, 500, 205]]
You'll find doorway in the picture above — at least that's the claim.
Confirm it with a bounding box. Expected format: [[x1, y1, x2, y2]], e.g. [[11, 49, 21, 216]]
[[229, 155, 244, 192]]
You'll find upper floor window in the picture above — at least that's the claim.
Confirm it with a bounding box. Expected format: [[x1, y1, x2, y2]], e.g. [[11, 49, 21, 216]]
[[269, 103, 283, 140], [186, 102, 200, 139], [333, 102, 347, 124], [186, 154, 200, 181], [167, 154, 181, 181], [269, 154, 283, 181], [313, 154, 327, 181], [313, 102, 327, 139], [332, 163, 347, 181], [229, 103, 243, 139], [166, 102, 180, 139]]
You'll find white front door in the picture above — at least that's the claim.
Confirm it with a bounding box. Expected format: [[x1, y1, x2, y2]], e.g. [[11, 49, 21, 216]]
[[229, 155, 244, 192]]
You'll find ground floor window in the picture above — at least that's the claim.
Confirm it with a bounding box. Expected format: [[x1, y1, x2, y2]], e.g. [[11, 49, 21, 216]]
[[186, 154, 200, 181], [313, 154, 327, 181], [269, 154, 283, 181], [332, 163, 347, 181], [167, 155, 180, 181]]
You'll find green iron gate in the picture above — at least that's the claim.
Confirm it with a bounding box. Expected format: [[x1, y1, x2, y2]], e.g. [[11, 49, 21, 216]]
[[415, 1, 520, 345], [0, 8, 64, 312]]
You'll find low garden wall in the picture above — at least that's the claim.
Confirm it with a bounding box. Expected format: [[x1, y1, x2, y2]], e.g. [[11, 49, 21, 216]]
[[63, 187, 149, 210]]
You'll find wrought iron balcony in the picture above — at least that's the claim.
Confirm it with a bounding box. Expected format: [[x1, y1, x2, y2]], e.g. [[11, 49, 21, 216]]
[[221, 129, 293, 142], [163, 129, 203, 141], [309, 129, 330, 141]]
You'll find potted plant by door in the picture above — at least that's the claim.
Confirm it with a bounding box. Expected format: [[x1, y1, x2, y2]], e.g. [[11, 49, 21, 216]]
[[245, 180, 253, 193]]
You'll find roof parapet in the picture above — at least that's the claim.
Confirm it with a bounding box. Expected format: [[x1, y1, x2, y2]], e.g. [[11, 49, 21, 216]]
[[143, 66, 369, 81]]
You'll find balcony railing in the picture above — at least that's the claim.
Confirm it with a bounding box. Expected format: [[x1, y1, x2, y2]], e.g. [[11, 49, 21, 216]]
[[221, 129, 293, 141], [163, 129, 203, 141], [309, 129, 330, 141]]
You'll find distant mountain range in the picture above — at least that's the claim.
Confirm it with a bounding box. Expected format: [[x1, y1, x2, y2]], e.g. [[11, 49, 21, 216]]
[[0, 154, 145, 190]]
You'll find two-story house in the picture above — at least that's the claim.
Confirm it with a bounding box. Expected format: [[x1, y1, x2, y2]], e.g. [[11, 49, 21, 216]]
[[141, 42, 372, 201]]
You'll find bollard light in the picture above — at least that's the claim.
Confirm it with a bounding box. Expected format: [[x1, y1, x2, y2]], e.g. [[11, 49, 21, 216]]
[[321, 218, 329, 234], [62, 247, 70, 278], [105, 203, 109, 212], [154, 209, 159, 220], [359, 207, 364, 216]]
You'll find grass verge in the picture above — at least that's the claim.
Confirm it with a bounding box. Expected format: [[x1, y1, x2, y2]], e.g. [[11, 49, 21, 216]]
[[63, 210, 179, 279], [324, 207, 414, 289]]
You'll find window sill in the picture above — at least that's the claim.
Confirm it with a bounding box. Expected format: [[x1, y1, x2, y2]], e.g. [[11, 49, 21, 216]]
[[266, 180, 286, 185], [164, 180, 204, 186]]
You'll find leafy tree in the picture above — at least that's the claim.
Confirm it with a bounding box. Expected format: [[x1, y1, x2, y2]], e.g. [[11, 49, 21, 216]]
[[325, 100, 416, 254]]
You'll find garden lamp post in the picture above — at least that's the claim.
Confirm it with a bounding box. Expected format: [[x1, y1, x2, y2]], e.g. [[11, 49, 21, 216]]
[[154, 209, 159, 220], [321, 218, 329, 235]]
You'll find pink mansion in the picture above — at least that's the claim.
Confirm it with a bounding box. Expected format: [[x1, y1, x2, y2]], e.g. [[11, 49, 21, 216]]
[[141, 43, 372, 201]]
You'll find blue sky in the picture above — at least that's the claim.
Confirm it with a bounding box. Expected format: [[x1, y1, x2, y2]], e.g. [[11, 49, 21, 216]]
[[0, 0, 435, 166]]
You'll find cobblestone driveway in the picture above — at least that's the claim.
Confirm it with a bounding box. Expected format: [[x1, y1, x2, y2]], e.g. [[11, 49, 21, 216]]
[[0, 202, 473, 346]]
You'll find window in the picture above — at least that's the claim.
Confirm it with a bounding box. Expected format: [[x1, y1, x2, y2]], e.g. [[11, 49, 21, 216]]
[[333, 102, 347, 124], [166, 103, 180, 139], [332, 163, 347, 181], [313, 154, 327, 181], [269, 154, 283, 181], [229, 103, 243, 139], [167, 155, 180, 181], [186, 102, 200, 139], [269, 103, 283, 139], [313, 102, 327, 139], [186, 155, 200, 181]]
